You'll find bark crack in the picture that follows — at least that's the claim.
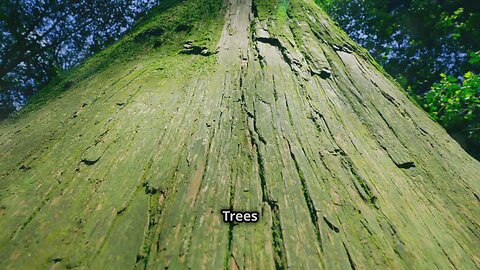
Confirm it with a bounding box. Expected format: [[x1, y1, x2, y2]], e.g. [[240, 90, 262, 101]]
[[285, 138, 323, 251], [241, 30, 288, 264]]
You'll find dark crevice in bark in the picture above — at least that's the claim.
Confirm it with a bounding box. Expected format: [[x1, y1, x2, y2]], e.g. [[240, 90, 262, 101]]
[[251, 0, 259, 19], [375, 110, 408, 149], [256, 93, 271, 105], [286, 138, 323, 251], [116, 207, 127, 215], [134, 132, 170, 269], [306, 102, 379, 208], [323, 216, 340, 233], [373, 108, 420, 170], [249, 5, 265, 69], [80, 157, 100, 166], [307, 110, 324, 135], [255, 37, 291, 69], [341, 156, 378, 208], [255, 36, 300, 76], [90, 183, 148, 265], [445, 253, 459, 270], [248, 122, 286, 269], [271, 74, 279, 101], [224, 162, 236, 270], [241, 23, 288, 263], [379, 89, 400, 107], [96, 132, 166, 269], [283, 92, 297, 133], [396, 161, 416, 169], [248, 107, 265, 198], [79, 129, 111, 166], [8, 192, 52, 241], [256, 37, 284, 49], [342, 242, 357, 270], [311, 68, 332, 79], [270, 203, 287, 270], [110, 130, 171, 269], [138, 190, 162, 269], [246, 98, 286, 269], [330, 55, 418, 177], [359, 219, 374, 236], [180, 45, 213, 56]]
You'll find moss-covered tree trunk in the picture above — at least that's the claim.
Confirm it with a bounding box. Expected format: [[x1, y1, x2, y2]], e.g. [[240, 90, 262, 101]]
[[1, 0, 479, 269]]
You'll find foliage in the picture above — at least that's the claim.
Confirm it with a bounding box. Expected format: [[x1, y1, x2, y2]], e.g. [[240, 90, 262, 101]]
[[0, 0, 160, 118], [316, 0, 480, 93], [422, 69, 479, 145]]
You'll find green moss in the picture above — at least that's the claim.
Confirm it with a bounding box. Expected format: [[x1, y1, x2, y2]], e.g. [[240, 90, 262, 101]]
[[17, 0, 225, 117], [254, 0, 288, 21], [253, 0, 291, 22], [277, 0, 290, 19]]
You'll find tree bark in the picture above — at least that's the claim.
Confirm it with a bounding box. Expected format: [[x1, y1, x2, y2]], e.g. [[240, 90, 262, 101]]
[[0, 0, 479, 269]]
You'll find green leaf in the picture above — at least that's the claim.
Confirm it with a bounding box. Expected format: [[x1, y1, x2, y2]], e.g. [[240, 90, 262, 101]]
[[464, 71, 473, 79]]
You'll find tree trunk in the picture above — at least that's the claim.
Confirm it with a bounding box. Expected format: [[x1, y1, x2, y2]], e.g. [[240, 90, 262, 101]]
[[0, 0, 478, 269]]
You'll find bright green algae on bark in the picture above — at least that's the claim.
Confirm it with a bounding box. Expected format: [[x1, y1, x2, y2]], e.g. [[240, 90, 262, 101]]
[[1, 0, 479, 269]]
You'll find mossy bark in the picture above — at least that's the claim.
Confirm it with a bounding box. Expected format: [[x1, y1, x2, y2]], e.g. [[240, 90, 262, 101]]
[[1, 0, 479, 269]]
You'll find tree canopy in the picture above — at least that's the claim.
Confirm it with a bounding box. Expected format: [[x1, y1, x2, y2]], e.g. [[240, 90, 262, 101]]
[[0, 0, 159, 118]]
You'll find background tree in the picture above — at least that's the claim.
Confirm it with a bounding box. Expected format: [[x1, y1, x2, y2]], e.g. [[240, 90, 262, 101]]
[[422, 52, 480, 155], [0, 0, 159, 118]]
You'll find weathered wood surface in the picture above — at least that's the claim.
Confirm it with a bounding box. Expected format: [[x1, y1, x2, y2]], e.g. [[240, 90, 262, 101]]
[[0, 0, 479, 269]]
